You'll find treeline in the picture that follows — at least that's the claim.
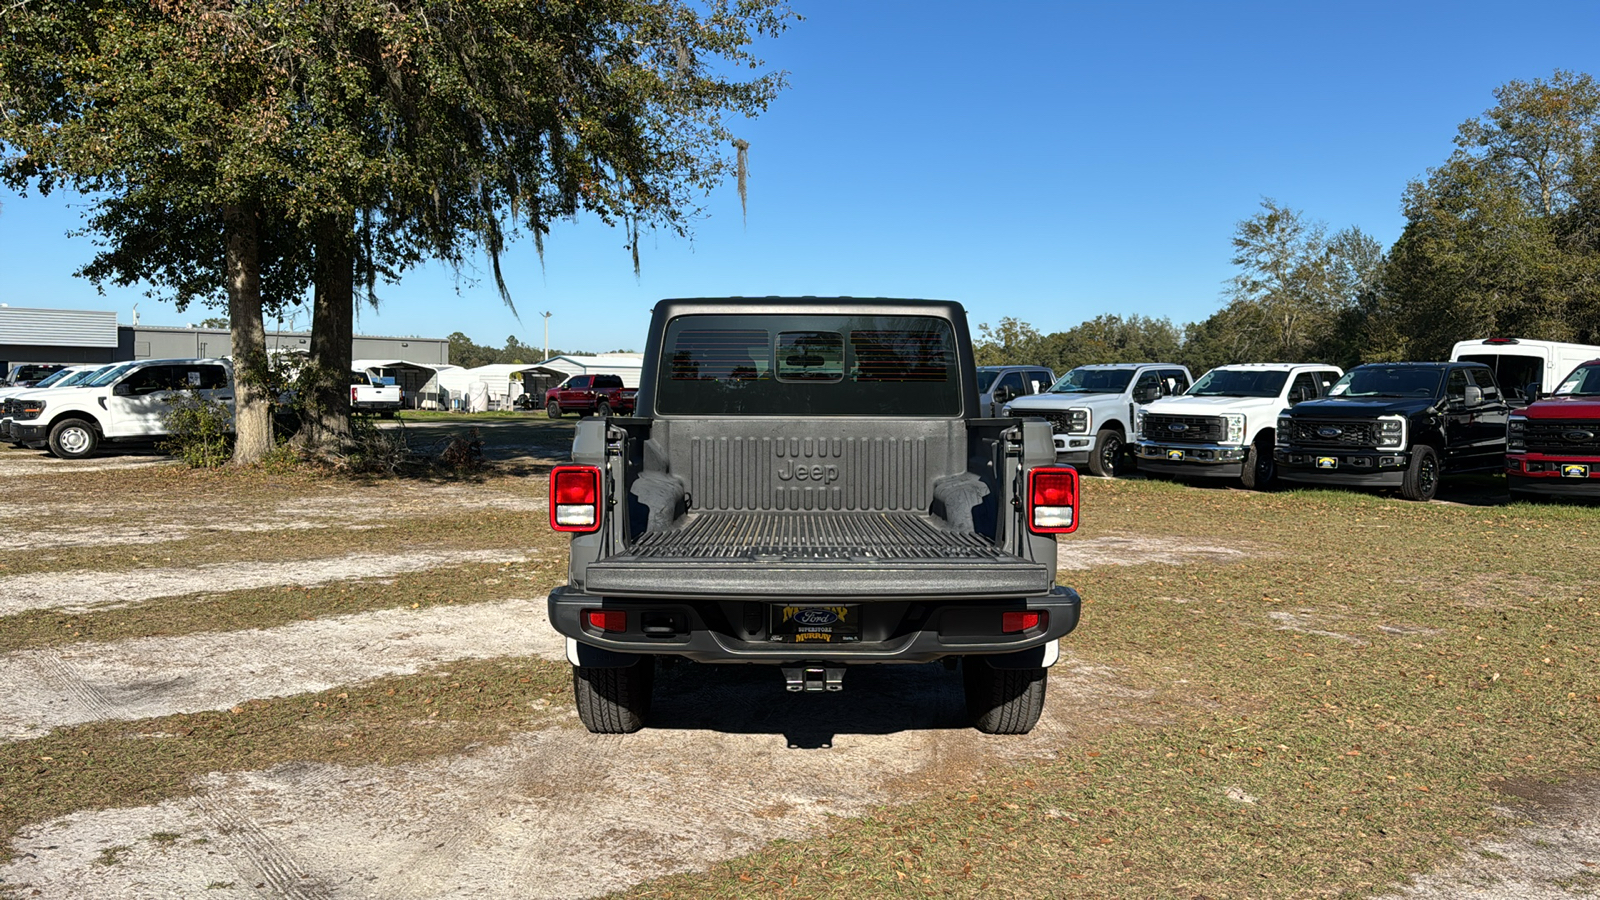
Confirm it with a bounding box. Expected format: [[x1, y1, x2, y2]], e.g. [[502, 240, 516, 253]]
[[978, 70, 1600, 374], [445, 332, 635, 369]]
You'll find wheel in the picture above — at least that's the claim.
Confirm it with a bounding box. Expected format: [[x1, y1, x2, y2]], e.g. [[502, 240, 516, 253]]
[[546, 400, 563, 419], [1085, 427, 1124, 478], [963, 658, 1047, 734], [1240, 437, 1276, 490], [595, 399, 612, 418], [573, 660, 654, 733], [1400, 445, 1440, 502], [48, 418, 99, 460]]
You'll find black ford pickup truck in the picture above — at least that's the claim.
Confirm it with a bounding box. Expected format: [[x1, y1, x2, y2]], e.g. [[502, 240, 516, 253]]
[[1275, 361, 1509, 501], [547, 298, 1083, 734]]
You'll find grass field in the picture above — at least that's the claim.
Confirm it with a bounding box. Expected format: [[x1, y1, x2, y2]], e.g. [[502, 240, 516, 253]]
[[1, 428, 1597, 898]]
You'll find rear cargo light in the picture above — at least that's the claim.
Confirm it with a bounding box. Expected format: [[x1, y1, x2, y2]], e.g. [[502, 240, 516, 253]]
[[1027, 466, 1080, 534], [1483, 337, 1520, 345], [1002, 611, 1045, 633], [549, 465, 603, 533], [585, 610, 626, 632]]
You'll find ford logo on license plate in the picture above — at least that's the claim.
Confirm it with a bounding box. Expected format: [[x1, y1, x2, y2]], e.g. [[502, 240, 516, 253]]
[[793, 607, 840, 626]]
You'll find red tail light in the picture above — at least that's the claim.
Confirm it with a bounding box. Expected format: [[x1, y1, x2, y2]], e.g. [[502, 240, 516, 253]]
[[1002, 611, 1045, 633], [549, 465, 603, 533], [1028, 466, 1080, 534], [351, 386, 358, 403], [585, 609, 626, 632]]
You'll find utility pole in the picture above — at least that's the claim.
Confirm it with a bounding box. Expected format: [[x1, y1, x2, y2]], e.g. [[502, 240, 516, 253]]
[[541, 311, 553, 360]]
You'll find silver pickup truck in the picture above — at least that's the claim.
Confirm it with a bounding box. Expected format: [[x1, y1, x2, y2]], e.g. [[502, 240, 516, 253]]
[[547, 297, 1084, 735]]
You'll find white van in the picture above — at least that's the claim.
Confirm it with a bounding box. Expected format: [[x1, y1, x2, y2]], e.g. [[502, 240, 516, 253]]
[[1451, 338, 1600, 402]]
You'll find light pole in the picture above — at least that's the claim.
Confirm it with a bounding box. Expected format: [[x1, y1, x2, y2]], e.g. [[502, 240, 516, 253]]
[[541, 311, 552, 360]]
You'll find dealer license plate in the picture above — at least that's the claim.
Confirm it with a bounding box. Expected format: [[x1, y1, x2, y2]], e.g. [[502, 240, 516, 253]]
[[769, 604, 860, 643], [1167, 449, 1185, 461], [1316, 456, 1339, 469], [1563, 464, 1591, 478]]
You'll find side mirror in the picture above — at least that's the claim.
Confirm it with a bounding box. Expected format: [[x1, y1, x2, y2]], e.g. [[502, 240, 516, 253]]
[[1524, 382, 1542, 402], [1464, 384, 1483, 407], [112, 383, 132, 397], [1133, 385, 1160, 403], [994, 386, 1017, 403]]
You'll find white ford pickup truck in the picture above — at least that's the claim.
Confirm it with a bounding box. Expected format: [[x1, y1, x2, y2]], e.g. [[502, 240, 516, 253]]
[[6, 358, 234, 459], [351, 371, 403, 417], [1134, 363, 1342, 489], [1003, 363, 1193, 477]]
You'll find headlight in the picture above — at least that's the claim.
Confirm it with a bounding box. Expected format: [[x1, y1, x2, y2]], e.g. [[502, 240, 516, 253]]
[[1134, 411, 1146, 440], [16, 399, 45, 421], [1276, 415, 1292, 446], [1376, 415, 1406, 450], [1508, 416, 1526, 452], [1223, 414, 1245, 445], [1066, 408, 1090, 434]]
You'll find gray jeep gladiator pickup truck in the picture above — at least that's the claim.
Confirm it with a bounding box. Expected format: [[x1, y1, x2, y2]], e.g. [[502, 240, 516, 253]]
[[548, 298, 1084, 734]]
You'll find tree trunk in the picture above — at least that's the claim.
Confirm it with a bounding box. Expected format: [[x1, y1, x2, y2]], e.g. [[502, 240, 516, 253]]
[[295, 215, 356, 454], [224, 203, 275, 465]]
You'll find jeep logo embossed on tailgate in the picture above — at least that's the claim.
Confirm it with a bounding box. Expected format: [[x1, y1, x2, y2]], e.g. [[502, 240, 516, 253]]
[[777, 460, 840, 483]]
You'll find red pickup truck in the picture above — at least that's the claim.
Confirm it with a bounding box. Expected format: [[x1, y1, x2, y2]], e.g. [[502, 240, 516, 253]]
[[545, 374, 637, 418], [1507, 358, 1600, 500]]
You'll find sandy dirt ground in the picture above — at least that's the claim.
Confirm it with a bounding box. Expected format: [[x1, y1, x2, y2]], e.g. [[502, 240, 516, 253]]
[[0, 655, 1144, 900], [0, 444, 1590, 900], [0, 596, 562, 742], [0, 550, 529, 617]]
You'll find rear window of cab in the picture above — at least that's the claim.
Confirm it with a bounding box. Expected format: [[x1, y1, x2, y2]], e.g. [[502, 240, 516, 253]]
[[657, 314, 960, 416]]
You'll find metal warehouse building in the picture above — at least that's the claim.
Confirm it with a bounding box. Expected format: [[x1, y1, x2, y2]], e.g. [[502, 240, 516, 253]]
[[1, 306, 447, 371]]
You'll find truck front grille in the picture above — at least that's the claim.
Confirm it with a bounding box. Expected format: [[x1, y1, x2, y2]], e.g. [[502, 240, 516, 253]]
[[1525, 419, 1600, 453], [1009, 409, 1077, 434], [1287, 419, 1377, 447], [1143, 414, 1224, 443]]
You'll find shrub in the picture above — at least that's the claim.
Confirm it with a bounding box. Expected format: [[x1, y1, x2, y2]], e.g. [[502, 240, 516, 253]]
[[161, 390, 234, 468]]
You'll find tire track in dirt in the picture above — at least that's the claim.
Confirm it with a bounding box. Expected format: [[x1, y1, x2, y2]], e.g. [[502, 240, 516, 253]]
[[0, 659, 1150, 899], [192, 793, 333, 900], [0, 550, 529, 617], [0, 597, 567, 742], [21, 652, 119, 724]]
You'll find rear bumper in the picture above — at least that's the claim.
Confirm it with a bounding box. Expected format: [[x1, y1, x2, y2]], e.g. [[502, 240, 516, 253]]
[[550, 584, 1082, 665]]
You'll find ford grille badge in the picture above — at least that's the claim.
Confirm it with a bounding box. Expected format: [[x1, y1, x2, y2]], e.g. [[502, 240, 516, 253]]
[[1317, 426, 1342, 438], [1167, 423, 1188, 432]]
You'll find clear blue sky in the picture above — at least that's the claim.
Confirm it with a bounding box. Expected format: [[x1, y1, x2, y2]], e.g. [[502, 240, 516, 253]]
[[3, 1, 1598, 355]]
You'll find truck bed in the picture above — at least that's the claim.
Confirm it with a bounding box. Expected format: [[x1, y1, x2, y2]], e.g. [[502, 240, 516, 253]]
[[584, 510, 1051, 598]]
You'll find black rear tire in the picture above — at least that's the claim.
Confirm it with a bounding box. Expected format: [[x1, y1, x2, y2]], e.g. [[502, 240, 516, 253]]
[[1400, 445, 1440, 502], [574, 660, 654, 733], [1240, 438, 1276, 491], [963, 658, 1047, 734], [1085, 428, 1123, 478], [48, 418, 99, 460], [596, 399, 612, 418]]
